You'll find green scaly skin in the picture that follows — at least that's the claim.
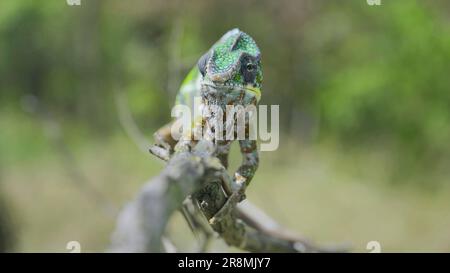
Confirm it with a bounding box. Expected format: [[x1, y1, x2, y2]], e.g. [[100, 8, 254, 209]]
[[175, 28, 262, 196]]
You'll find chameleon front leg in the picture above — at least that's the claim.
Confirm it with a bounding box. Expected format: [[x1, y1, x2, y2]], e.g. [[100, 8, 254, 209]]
[[215, 139, 259, 198], [234, 139, 259, 195], [149, 122, 175, 161], [209, 139, 259, 225], [215, 140, 234, 196], [150, 119, 185, 161], [215, 140, 232, 169]]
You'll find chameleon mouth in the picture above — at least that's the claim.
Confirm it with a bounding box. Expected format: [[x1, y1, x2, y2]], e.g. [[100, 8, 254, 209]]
[[202, 81, 261, 103]]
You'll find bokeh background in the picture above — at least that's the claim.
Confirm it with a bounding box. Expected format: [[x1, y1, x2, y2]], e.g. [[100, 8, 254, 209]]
[[1, 0, 450, 252]]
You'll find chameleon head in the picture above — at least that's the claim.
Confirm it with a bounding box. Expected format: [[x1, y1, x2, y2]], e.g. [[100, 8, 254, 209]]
[[197, 28, 262, 106]]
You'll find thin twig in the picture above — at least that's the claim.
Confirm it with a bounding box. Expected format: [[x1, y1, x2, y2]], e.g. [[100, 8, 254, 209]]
[[114, 88, 151, 154], [22, 95, 118, 218]]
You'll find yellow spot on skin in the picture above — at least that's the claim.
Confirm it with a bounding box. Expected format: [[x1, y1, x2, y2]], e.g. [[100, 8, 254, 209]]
[[234, 173, 247, 185], [245, 84, 261, 102]]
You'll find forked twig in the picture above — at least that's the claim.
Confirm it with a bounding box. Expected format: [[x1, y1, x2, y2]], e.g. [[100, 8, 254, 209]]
[[110, 140, 348, 252]]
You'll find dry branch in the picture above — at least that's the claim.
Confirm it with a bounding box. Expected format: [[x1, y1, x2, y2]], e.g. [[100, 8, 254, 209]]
[[110, 140, 347, 253]]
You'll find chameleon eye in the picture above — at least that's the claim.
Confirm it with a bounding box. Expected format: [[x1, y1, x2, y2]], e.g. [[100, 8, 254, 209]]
[[246, 63, 255, 72], [240, 58, 258, 84]]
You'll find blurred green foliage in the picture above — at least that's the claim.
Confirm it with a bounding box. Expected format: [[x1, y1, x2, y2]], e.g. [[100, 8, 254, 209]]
[[2, 1, 450, 178], [11, 2, 450, 185], [314, 1, 450, 166]]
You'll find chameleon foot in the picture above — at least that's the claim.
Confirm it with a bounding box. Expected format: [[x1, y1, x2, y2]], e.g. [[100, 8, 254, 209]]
[[149, 145, 170, 161]]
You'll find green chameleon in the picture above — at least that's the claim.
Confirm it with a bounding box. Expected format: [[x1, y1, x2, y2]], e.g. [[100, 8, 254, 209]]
[[151, 28, 262, 194]]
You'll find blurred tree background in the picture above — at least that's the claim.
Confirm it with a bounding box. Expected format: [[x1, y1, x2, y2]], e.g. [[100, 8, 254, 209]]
[[1, 0, 450, 252]]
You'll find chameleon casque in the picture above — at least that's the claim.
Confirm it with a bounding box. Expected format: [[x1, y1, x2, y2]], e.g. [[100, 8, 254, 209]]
[[152, 28, 262, 196]]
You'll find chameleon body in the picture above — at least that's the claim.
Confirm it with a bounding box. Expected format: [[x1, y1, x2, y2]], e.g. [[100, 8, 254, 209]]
[[153, 28, 262, 193]]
